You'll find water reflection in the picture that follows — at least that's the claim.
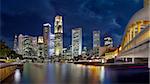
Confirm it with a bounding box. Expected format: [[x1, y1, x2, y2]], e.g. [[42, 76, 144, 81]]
[[14, 69, 21, 83], [100, 66, 105, 83], [15, 63, 148, 84]]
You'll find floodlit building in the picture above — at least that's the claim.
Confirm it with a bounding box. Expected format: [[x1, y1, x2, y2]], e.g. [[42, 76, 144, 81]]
[[37, 36, 44, 57], [104, 36, 113, 47], [63, 45, 72, 60], [72, 28, 82, 57], [93, 31, 100, 57], [117, 0, 150, 67], [43, 23, 51, 57], [31, 37, 38, 56], [49, 33, 55, 57], [13, 35, 18, 52], [18, 34, 37, 56], [54, 16, 63, 56], [93, 31, 100, 48]]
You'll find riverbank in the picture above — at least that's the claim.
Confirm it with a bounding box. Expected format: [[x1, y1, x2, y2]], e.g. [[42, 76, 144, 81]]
[[0, 63, 23, 82], [74, 62, 148, 69]]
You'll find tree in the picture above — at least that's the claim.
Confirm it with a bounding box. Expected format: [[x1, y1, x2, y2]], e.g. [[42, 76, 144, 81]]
[[0, 40, 22, 59]]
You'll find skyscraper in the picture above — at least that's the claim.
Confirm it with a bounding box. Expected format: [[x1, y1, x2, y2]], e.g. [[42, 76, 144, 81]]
[[37, 36, 44, 57], [104, 35, 113, 47], [18, 34, 24, 55], [13, 35, 18, 52], [43, 23, 51, 57], [93, 31, 100, 57], [72, 28, 82, 57], [54, 16, 63, 56], [49, 33, 55, 57], [18, 34, 36, 56], [93, 31, 100, 48]]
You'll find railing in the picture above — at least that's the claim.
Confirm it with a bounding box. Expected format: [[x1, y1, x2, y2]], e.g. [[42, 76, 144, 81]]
[[0, 63, 17, 81]]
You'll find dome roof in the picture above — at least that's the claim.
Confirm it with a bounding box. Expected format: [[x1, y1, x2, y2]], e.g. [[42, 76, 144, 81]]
[[127, 7, 150, 27], [121, 0, 150, 45]]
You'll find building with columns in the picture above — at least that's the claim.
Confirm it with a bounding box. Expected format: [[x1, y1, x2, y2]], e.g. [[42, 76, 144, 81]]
[[54, 16, 63, 56], [117, 0, 150, 67], [72, 28, 82, 57]]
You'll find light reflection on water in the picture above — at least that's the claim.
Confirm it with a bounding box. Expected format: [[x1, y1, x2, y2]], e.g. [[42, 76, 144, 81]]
[[16, 63, 148, 84], [21, 63, 105, 84], [14, 69, 21, 83]]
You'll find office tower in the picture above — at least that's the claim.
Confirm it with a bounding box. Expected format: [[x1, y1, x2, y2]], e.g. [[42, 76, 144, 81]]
[[72, 28, 82, 57], [43, 23, 51, 57], [13, 35, 18, 52], [93, 31, 100, 48], [18, 34, 24, 55], [37, 36, 44, 57], [93, 31, 100, 57], [49, 33, 55, 57], [54, 16, 63, 56], [104, 36, 113, 47], [31, 37, 38, 56], [18, 34, 37, 57]]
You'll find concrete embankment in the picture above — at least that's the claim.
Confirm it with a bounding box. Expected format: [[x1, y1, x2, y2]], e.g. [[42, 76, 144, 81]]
[[74, 62, 148, 68], [0, 63, 23, 82]]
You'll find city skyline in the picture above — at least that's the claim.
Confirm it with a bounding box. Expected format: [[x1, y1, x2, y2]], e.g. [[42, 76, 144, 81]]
[[1, 0, 143, 49], [0, 0, 149, 83]]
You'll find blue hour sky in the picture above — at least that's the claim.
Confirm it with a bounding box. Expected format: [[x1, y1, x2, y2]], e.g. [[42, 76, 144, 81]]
[[0, 0, 143, 49]]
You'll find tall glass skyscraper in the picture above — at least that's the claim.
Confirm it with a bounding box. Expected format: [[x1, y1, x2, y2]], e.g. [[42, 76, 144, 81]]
[[93, 31, 100, 57], [72, 28, 82, 57], [43, 23, 51, 57], [54, 16, 63, 56]]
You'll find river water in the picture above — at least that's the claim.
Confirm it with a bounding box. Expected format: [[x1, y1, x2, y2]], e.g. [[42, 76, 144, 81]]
[[2, 63, 149, 84]]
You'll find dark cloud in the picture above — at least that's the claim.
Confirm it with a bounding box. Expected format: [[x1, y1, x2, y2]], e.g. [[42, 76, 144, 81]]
[[1, 0, 143, 48]]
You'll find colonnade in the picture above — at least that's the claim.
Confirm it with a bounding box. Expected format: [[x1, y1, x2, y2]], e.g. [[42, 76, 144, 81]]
[[122, 20, 150, 51]]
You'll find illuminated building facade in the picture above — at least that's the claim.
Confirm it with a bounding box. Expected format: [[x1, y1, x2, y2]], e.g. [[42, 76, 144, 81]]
[[13, 35, 18, 52], [37, 36, 44, 57], [117, 0, 150, 67], [18, 34, 37, 56], [104, 36, 113, 47], [72, 28, 82, 57], [93, 31, 100, 57], [43, 23, 51, 57], [49, 33, 55, 57], [54, 16, 63, 56]]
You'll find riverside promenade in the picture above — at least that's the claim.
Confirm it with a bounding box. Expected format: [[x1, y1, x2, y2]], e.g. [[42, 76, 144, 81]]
[[0, 62, 23, 82]]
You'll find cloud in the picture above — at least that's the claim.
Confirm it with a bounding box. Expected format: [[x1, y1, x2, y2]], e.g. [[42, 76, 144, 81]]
[[112, 33, 122, 47], [112, 19, 121, 28], [1, 0, 143, 48], [133, 0, 140, 3]]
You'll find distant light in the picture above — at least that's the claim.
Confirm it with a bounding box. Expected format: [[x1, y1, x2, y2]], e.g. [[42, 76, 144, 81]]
[[43, 23, 51, 27], [89, 60, 92, 62], [38, 36, 44, 43], [101, 59, 105, 63], [100, 66, 105, 83]]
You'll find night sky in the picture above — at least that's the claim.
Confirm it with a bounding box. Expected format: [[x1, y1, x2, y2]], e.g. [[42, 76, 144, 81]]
[[0, 0, 143, 49]]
